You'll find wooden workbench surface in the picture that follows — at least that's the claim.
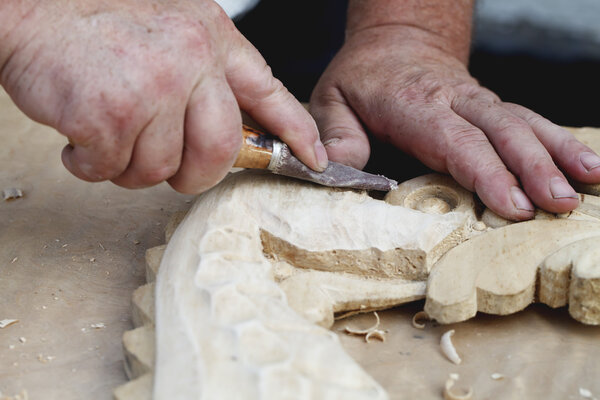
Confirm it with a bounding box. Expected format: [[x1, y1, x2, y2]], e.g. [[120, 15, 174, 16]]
[[0, 89, 193, 399], [1, 87, 600, 400]]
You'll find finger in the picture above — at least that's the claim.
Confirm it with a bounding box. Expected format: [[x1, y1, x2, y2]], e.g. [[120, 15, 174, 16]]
[[167, 76, 241, 194], [502, 103, 600, 184], [110, 109, 184, 189], [225, 35, 328, 171], [309, 87, 371, 169], [410, 106, 535, 220], [61, 127, 135, 182], [452, 96, 579, 213]]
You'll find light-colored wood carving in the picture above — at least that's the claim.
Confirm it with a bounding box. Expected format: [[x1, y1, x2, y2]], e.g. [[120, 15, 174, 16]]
[[152, 171, 479, 399], [145, 245, 166, 283], [114, 168, 600, 399], [131, 283, 155, 328], [425, 220, 600, 324], [113, 373, 153, 400], [123, 325, 155, 379], [539, 237, 600, 324], [114, 170, 480, 399]]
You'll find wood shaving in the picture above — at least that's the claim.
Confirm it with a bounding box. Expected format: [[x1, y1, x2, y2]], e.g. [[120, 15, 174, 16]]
[[0, 389, 29, 400], [0, 319, 18, 329], [344, 312, 387, 343], [440, 329, 461, 364], [2, 188, 23, 201], [444, 375, 473, 400], [364, 330, 386, 343], [37, 354, 55, 364], [411, 311, 430, 329]]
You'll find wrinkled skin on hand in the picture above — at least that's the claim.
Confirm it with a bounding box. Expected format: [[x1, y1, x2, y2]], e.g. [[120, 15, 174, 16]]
[[0, 0, 327, 193], [310, 26, 600, 220]]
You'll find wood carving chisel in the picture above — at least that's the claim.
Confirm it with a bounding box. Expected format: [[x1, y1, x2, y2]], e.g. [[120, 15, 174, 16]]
[[233, 124, 398, 191]]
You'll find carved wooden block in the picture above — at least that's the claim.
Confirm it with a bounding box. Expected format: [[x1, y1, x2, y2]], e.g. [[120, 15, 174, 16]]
[[424, 220, 600, 324], [114, 171, 480, 399], [114, 168, 600, 399]]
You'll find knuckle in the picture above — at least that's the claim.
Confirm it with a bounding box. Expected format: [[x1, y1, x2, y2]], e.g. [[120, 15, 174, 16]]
[[524, 153, 555, 176], [61, 96, 139, 145], [493, 114, 531, 136], [98, 94, 140, 133], [444, 125, 487, 149], [523, 112, 547, 129], [256, 73, 287, 104], [443, 128, 503, 190]]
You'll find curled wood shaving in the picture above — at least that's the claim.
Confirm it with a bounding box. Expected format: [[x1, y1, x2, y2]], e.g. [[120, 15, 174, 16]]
[[345, 312, 381, 335], [412, 311, 430, 329], [344, 312, 387, 343], [444, 375, 473, 400], [364, 330, 386, 343], [441, 329, 461, 364], [0, 319, 19, 329]]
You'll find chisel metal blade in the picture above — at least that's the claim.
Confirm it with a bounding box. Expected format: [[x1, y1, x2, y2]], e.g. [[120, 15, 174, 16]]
[[268, 142, 398, 191]]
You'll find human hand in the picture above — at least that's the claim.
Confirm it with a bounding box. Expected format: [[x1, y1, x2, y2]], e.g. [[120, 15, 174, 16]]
[[0, 0, 327, 193], [310, 26, 600, 220]]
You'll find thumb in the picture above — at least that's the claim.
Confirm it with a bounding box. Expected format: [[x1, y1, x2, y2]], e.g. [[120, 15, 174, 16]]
[[309, 86, 371, 169], [225, 35, 328, 171]]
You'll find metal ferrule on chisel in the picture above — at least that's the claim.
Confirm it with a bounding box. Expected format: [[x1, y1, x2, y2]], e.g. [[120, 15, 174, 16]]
[[267, 139, 285, 171]]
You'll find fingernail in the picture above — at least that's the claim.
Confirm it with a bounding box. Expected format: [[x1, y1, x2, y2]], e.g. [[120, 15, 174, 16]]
[[580, 152, 600, 171], [314, 140, 329, 171], [549, 177, 578, 199], [511, 186, 534, 211], [323, 137, 341, 147]]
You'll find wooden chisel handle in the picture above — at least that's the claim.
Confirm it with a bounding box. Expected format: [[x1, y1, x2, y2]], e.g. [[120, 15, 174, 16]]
[[233, 124, 276, 169]]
